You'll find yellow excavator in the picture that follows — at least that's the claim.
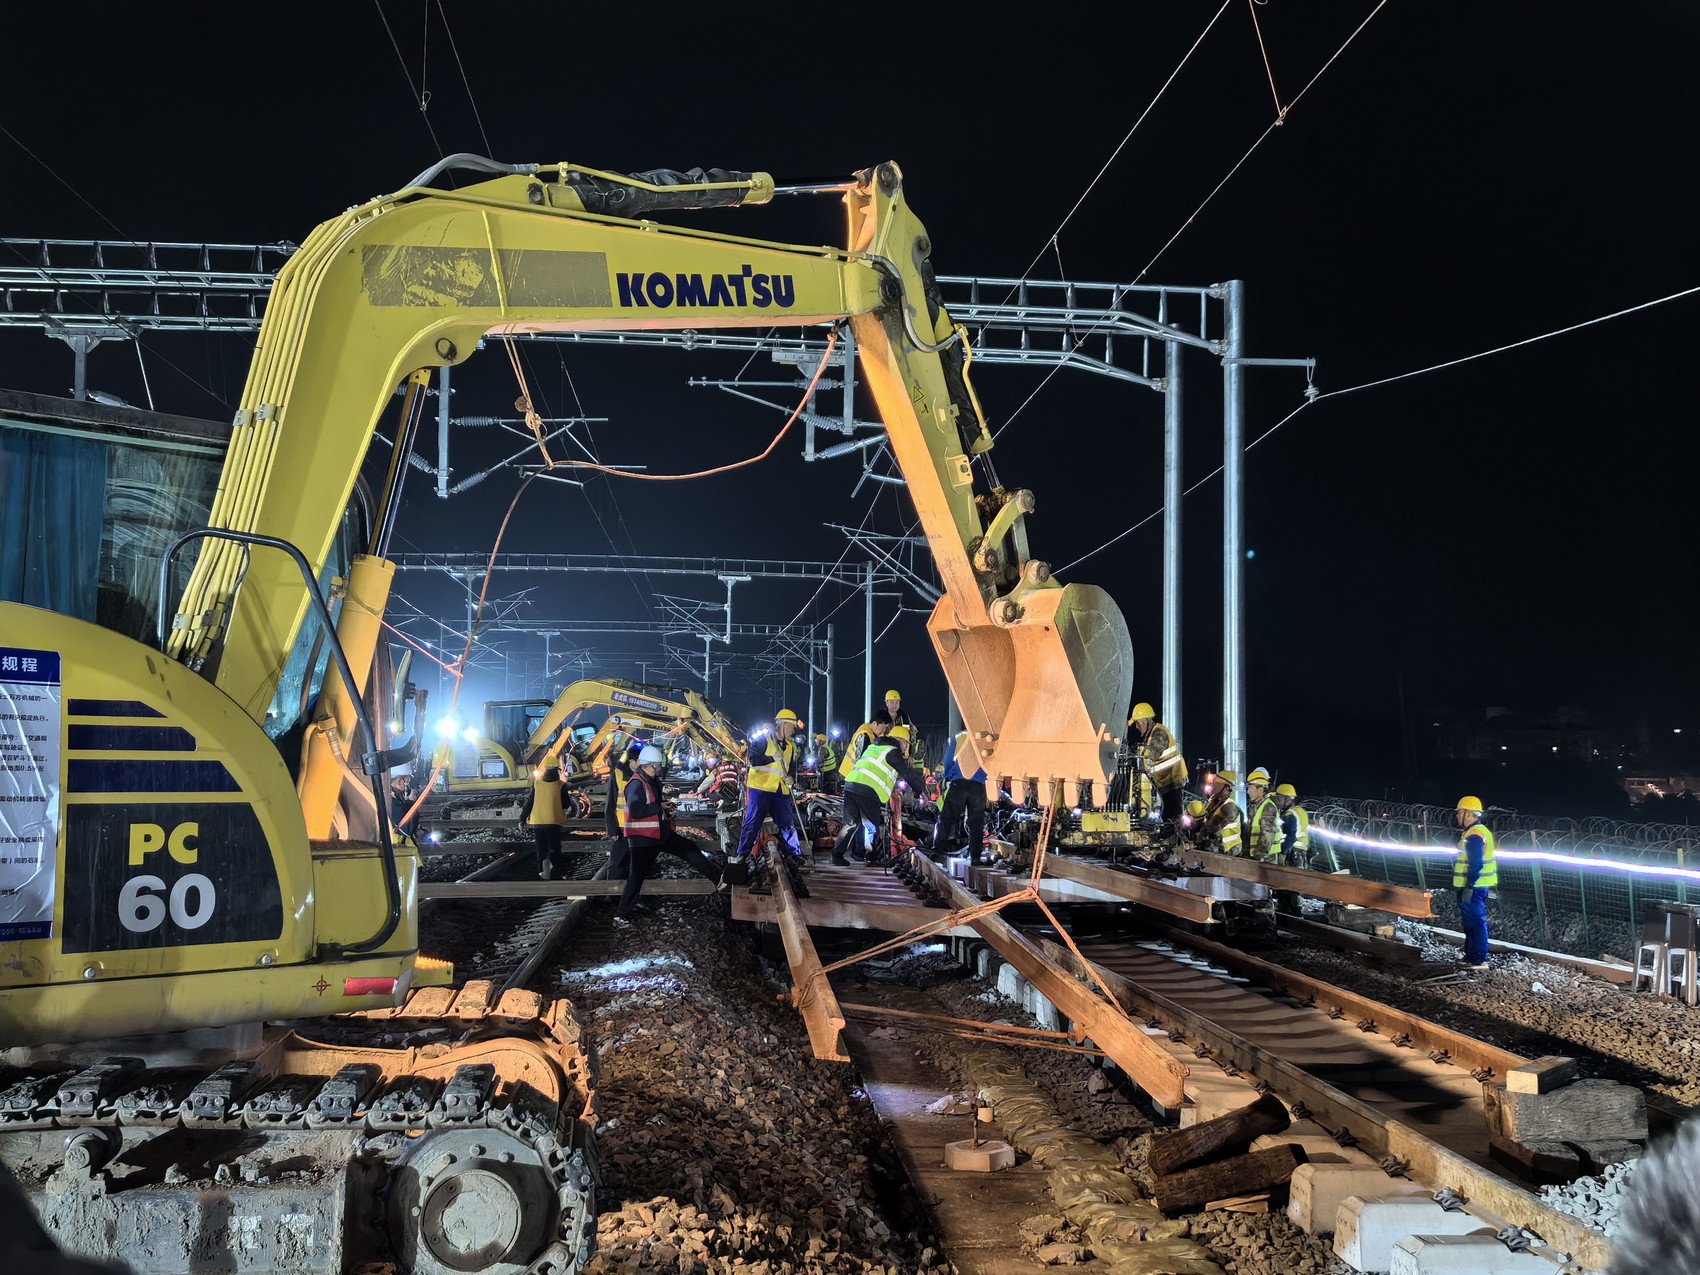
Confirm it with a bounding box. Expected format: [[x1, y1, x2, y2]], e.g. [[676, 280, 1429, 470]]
[[0, 158, 1131, 1271], [428, 679, 746, 798]]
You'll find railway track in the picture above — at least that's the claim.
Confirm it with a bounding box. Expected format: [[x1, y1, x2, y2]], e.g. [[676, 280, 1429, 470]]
[[419, 837, 611, 996], [898, 852, 1628, 1271]]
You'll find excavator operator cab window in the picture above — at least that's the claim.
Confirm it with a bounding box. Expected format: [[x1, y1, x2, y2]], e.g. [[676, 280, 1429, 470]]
[[256, 502, 361, 753], [0, 394, 222, 647]]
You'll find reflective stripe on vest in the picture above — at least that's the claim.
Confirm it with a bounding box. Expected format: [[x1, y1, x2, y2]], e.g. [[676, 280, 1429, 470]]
[[1143, 724, 1188, 789], [747, 736, 796, 793], [1453, 823, 1498, 888], [847, 745, 901, 802], [625, 773, 664, 842], [1290, 805, 1311, 850], [1215, 802, 1243, 853]]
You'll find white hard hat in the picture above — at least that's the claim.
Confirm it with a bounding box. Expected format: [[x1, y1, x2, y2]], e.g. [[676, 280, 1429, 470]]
[[638, 745, 666, 768]]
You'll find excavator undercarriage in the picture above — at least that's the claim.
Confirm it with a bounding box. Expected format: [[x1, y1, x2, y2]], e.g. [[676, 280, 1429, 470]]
[[1, 984, 596, 1274]]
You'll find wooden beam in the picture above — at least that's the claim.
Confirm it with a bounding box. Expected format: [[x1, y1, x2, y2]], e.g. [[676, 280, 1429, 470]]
[[1148, 1093, 1291, 1177], [732, 891, 976, 936], [1180, 849, 1436, 918], [911, 855, 1189, 1109], [1039, 856, 1220, 925], [772, 861, 850, 1063], [1151, 1145, 1306, 1215]]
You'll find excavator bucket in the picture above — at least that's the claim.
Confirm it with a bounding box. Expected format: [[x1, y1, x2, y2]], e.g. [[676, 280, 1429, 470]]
[[930, 581, 1133, 805]]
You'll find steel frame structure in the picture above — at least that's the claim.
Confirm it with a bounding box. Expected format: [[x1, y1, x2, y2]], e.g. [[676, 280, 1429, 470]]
[[1, 237, 1322, 785]]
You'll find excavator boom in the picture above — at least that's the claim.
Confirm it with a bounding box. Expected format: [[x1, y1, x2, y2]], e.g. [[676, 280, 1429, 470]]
[[172, 159, 1130, 820]]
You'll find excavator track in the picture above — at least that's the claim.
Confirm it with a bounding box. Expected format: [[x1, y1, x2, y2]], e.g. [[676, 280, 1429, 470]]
[[0, 983, 597, 1274]]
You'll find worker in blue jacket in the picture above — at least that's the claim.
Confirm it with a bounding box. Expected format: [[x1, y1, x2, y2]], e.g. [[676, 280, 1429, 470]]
[[932, 729, 989, 858], [1454, 795, 1498, 971]]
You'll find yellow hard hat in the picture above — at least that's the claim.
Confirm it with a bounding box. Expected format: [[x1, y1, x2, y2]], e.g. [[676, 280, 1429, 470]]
[[775, 709, 801, 724], [1275, 783, 1297, 799], [1128, 702, 1155, 724], [1186, 799, 1206, 817], [884, 688, 901, 700], [1457, 795, 1483, 814], [813, 732, 827, 742], [1214, 769, 1237, 785], [1247, 767, 1272, 786]]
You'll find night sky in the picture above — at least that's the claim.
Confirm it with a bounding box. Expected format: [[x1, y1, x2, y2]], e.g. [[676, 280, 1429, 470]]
[[4, 4, 1697, 806]]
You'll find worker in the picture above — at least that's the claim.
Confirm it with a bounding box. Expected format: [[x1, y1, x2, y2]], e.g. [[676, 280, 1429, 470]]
[[832, 719, 924, 866], [603, 739, 644, 879], [1127, 703, 1188, 828], [1274, 783, 1313, 866], [816, 731, 844, 795], [613, 745, 725, 925], [838, 718, 881, 778], [1180, 798, 1209, 851], [602, 731, 634, 842], [932, 730, 988, 858], [1245, 768, 1281, 860], [522, 754, 568, 880], [1201, 770, 1243, 855], [733, 708, 808, 892], [388, 773, 419, 847], [871, 689, 915, 752], [696, 754, 744, 856], [1454, 796, 1496, 971]]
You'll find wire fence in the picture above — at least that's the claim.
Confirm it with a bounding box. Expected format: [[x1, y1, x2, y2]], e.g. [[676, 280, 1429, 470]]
[[1307, 796, 1700, 964]]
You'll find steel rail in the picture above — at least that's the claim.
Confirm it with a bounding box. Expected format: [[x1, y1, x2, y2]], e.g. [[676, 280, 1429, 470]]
[[1151, 926, 1536, 1082], [496, 858, 613, 998]]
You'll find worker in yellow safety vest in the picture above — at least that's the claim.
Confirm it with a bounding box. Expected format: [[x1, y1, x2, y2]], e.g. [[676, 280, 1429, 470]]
[[1245, 768, 1281, 860], [1202, 770, 1243, 855], [832, 719, 924, 866], [1454, 796, 1497, 971], [1275, 783, 1321, 867], [524, 752, 568, 880], [733, 708, 808, 893], [1128, 702, 1188, 826]]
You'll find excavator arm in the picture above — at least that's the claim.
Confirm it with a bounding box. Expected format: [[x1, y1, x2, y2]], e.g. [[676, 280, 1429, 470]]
[[168, 160, 1131, 829], [520, 678, 745, 768]]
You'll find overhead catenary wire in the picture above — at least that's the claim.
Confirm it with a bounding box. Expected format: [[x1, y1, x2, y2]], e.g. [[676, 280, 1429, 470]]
[[1059, 281, 1700, 573], [372, 0, 445, 157], [993, 0, 1391, 443], [510, 331, 840, 483], [433, 0, 494, 156], [997, 0, 1234, 307]]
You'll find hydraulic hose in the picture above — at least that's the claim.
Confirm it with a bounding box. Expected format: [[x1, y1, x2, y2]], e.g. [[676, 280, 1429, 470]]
[[402, 153, 540, 191]]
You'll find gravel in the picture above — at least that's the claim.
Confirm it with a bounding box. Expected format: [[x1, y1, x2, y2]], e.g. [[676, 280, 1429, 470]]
[[558, 897, 950, 1274], [1540, 1159, 1638, 1238], [1185, 1210, 1355, 1275]]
